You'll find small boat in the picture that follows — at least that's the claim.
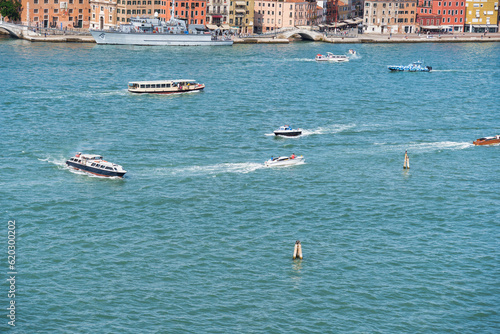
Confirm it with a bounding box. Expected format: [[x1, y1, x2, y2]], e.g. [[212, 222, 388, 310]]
[[128, 80, 205, 94], [348, 49, 356, 55], [388, 61, 432, 72], [273, 125, 302, 137], [315, 52, 349, 62], [66, 152, 127, 177], [473, 135, 500, 146], [264, 155, 305, 167]]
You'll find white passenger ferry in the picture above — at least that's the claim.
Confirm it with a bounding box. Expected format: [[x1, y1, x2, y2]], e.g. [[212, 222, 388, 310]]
[[66, 153, 127, 177], [128, 80, 205, 94]]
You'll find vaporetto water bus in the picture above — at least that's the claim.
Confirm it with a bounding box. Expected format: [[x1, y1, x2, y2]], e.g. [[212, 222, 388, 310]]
[[128, 80, 205, 94], [66, 153, 127, 177], [90, 11, 232, 46]]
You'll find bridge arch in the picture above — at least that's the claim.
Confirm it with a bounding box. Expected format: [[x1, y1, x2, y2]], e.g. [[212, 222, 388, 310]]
[[278, 28, 322, 41], [0, 22, 23, 38]]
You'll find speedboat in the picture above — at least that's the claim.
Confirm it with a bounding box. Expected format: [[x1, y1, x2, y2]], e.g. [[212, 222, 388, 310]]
[[128, 79, 205, 94], [315, 52, 349, 62], [388, 61, 432, 72], [66, 152, 127, 177], [273, 125, 302, 137], [348, 49, 356, 55], [264, 155, 305, 167], [473, 135, 500, 146]]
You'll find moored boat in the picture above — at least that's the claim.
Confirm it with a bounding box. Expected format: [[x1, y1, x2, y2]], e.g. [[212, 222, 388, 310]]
[[388, 61, 432, 72], [128, 80, 205, 94], [273, 125, 302, 137], [315, 52, 349, 62], [473, 135, 500, 146], [265, 154, 305, 167], [66, 153, 127, 177], [90, 11, 232, 46]]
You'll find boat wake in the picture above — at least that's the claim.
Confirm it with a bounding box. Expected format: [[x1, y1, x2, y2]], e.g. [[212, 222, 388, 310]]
[[164, 162, 265, 177], [301, 123, 356, 136], [291, 58, 316, 62], [266, 123, 355, 137], [406, 141, 473, 152]]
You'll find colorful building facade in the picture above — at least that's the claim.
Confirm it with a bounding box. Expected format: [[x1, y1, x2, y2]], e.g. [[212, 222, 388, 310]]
[[21, 0, 91, 28], [464, 0, 498, 32], [433, 0, 466, 32]]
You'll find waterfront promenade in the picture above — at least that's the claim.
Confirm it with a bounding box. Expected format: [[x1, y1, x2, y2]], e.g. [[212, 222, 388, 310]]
[[1, 25, 500, 44]]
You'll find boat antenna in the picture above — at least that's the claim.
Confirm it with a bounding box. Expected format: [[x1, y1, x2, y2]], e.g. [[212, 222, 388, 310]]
[[170, 0, 175, 22]]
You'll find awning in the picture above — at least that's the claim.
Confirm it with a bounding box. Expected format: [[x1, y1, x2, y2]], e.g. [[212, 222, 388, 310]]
[[329, 23, 346, 27], [420, 25, 443, 29], [235, 8, 246, 13], [212, 15, 222, 18], [206, 24, 218, 30], [235, 1, 246, 5], [352, 18, 363, 24], [221, 24, 231, 30]]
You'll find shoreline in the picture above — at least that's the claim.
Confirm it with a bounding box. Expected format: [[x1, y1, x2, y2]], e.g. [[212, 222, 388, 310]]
[[2, 29, 500, 44]]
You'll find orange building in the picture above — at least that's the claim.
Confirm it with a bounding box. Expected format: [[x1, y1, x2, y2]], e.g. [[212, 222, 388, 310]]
[[20, 0, 91, 29], [164, 0, 208, 25]]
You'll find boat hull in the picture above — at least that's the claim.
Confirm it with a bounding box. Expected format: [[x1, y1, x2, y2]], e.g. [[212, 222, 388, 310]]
[[264, 156, 304, 167], [274, 130, 302, 137], [473, 138, 500, 146], [66, 161, 126, 177], [129, 86, 205, 94], [90, 30, 233, 46]]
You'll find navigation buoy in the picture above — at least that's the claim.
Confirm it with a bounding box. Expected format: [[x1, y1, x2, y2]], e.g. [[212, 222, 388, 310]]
[[403, 150, 410, 169], [293, 240, 303, 260]]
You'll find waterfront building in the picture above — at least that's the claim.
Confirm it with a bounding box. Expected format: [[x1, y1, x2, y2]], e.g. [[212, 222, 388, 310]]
[[20, 0, 91, 29], [363, 0, 399, 33], [228, 0, 255, 33], [89, 0, 116, 29], [433, 0, 466, 32], [253, 0, 317, 33], [464, 0, 498, 32], [396, 0, 417, 33], [325, 0, 339, 23], [206, 0, 229, 25], [164, 0, 207, 25], [416, 0, 443, 31]]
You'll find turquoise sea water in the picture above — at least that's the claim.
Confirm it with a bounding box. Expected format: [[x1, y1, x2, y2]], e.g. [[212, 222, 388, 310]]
[[1, 36, 499, 332]]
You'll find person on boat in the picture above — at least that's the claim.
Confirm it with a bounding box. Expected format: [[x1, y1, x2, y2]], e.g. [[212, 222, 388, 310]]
[[290, 153, 296, 159]]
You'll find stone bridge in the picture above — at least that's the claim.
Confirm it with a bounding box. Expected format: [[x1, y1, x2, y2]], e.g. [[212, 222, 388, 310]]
[[0, 21, 25, 38], [277, 28, 323, 41]]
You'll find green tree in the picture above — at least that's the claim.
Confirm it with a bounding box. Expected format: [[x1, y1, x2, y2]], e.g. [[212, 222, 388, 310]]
[[0, 0, 22, 22]]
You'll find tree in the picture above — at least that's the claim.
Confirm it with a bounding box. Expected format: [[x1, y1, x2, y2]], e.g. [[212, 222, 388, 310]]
[[0, 0, 22, 22]]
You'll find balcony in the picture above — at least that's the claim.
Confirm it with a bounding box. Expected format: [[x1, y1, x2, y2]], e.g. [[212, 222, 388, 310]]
[[207, 10, 228, 15]]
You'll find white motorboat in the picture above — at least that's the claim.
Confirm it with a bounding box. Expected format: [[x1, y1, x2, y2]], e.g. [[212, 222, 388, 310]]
[[315, 52, 349, 62], [66, 152, 127, 177], [264, 155, 305, 167], [273, 125, 302, 137]]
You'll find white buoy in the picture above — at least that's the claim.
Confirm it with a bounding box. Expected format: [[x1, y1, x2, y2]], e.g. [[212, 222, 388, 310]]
[[403, 150, 410, 169], [293, 240, 302, 260]]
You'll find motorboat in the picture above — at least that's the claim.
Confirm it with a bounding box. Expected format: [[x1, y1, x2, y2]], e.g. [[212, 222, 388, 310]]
[[348, 49, 356, 55], [388, 61, 432, 72], [66, 152, 127, 177], [315, 52, 349, 62], [128, 80, 205, 94], [273, 125, 302, 137], [264, 155, 305, 167], [473, 135, 500, 146]]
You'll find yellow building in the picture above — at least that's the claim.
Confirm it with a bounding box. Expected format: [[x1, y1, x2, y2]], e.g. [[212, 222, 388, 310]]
[[229, 0, 254, 34], [465, 0, 498, 32]]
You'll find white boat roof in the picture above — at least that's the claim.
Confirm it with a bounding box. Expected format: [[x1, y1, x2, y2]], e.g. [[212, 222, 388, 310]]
[[128, 79, 197, 84]]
